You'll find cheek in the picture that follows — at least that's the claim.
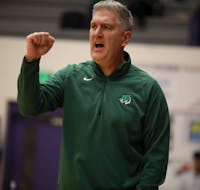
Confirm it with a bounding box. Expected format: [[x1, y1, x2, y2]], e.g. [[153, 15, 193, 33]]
[[89, 35, 93, 44], [89, 32, 94, 42], [112, 35, 123, 46], [108, 39, 123, 50]]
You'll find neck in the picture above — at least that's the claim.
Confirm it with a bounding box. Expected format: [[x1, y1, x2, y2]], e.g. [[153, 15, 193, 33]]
[[97, 52, 124, 76]]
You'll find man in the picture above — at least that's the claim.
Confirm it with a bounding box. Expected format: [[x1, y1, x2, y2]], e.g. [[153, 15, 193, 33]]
[[17, 0, 170, 189]]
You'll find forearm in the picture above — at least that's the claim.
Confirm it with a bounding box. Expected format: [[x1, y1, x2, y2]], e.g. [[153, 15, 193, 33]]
[[135, 139, 169, 190], [135, 133, 169, 190], [135, 81, 170, 190], [17, 57, 42, 116]]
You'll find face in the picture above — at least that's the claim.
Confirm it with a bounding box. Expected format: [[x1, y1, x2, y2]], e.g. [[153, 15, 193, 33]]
[[89, 9, 131, 65]]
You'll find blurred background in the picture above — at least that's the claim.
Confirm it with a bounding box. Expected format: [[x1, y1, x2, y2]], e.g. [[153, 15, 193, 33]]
[[0, 0, 200, 189]]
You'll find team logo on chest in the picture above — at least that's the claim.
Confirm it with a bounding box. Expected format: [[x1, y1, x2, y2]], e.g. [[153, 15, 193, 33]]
[[119, 95, 132, 105]]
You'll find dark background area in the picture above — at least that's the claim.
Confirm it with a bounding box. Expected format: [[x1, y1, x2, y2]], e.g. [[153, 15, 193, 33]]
[[0, 0, 199, 45]]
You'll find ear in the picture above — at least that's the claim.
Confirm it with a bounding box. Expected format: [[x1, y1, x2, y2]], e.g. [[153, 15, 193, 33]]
[[121, 31, 132, 48]]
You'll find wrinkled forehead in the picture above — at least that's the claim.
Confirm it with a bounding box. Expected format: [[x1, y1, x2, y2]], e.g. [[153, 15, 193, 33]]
[[91, 9, 121, 24]]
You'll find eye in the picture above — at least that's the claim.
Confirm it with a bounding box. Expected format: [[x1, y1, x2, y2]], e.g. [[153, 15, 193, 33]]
[[90, 24, 97, 30], [103, 24, 112, 30]]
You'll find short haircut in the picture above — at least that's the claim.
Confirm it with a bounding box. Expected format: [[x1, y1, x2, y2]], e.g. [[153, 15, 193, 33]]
[[92, 0, 134, 31]]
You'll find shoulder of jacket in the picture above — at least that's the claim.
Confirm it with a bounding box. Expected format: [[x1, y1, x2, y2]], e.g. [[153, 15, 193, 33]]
[[70, 60, 93, 72], [129, 64, 157, 85]]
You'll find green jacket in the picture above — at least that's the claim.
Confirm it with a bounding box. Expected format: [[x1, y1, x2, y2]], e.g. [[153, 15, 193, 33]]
[[17, 51, 170, 190]]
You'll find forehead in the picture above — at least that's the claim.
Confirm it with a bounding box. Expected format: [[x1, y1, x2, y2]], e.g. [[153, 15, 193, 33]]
[[91, 9, 120, 24]]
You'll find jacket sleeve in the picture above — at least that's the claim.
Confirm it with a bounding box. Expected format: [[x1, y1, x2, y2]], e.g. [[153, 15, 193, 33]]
[[135, 80, 170, 190], [17, 57, 68, 116]]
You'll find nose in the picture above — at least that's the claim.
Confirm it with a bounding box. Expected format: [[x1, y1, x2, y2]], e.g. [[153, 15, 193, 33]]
[[95, 26, 103, 37]]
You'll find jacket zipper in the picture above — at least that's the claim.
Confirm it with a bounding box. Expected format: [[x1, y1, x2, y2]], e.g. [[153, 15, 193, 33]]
[[98, 78, 108, 116]]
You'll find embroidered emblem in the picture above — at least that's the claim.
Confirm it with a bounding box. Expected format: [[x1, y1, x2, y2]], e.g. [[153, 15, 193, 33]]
[[119, 95, 132, 105], [83, 77, 93, 81]]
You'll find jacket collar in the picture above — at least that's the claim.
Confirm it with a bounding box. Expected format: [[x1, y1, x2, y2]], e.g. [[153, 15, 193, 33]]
[[92, 51, 131, 80]]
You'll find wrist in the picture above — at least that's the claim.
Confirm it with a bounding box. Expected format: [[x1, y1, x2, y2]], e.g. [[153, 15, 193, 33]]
[[24, 55, 40, 63], [24, 55, 40, 62]]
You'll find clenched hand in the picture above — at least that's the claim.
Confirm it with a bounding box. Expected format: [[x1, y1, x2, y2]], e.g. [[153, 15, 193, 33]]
[[25, 32, 55, 62]]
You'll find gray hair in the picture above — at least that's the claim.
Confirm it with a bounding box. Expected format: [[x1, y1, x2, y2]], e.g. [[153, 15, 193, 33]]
[[92, 0, 134, 31]]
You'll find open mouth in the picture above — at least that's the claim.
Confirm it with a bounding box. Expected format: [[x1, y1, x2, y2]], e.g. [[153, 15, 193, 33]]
[[95, 43, 104, 48]]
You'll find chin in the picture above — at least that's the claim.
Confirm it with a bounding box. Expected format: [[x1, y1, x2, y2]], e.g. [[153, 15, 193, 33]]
[[91, 54, 105, 63], [92, 58, 101, 64]]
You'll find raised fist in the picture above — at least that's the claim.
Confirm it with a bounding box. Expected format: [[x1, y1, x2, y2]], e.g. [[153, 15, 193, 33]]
[[25, 32, 55, 62]]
